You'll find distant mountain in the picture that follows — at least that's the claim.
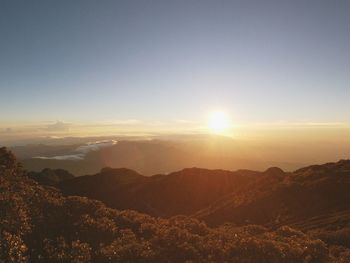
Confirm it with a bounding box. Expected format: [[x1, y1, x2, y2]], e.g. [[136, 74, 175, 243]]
[[17, 139, 305, 176], [56, 159, 350, 236], [59, 167, 261, 217], [27, 168, 74, 186], [196, 160, 350, 230]]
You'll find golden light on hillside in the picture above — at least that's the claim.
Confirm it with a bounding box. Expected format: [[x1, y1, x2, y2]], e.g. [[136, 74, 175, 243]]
[[207, 111, 231, 134]]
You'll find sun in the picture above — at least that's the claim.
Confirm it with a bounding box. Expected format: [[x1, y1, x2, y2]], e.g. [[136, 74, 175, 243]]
[[207, 111, 231, 134]]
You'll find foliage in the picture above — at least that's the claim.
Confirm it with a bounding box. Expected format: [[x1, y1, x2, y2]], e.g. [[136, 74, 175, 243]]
[[0, 148, 349, 262]]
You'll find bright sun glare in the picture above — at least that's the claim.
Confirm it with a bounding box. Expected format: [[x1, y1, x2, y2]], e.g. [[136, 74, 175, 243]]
[[208, 111, 231, 134]]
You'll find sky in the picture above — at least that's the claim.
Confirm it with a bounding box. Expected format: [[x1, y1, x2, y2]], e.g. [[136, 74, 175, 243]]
[[1, 0, 350, 138]]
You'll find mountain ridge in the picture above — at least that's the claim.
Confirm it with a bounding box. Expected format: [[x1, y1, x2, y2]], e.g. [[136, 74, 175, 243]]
[[3, 146, 349, 262], [39, 159, 349, 236]]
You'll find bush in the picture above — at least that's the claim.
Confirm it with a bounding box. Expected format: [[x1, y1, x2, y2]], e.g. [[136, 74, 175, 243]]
[[0, 148, 348, 262]]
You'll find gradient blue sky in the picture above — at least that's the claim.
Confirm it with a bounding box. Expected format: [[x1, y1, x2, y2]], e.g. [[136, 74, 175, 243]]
[[1, 0, 350, 126]]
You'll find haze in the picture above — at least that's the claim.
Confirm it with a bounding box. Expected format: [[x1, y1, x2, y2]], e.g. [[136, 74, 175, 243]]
[[1, 0, 350, 168]]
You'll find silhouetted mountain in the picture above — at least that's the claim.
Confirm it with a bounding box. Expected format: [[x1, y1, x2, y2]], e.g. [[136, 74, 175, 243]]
[[27, 168, 75, 186], [57, 159, 350, 239], [59, 167, 262, 217], [3, 147, 346, 262], [196, 160, 350, 230]]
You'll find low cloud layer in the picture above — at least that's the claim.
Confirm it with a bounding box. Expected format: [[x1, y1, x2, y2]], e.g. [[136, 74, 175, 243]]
[[75, 140, 117, 154], [45, 121, 71, 132], [35, 154, 86, 161], [34, 140, 117, 161]]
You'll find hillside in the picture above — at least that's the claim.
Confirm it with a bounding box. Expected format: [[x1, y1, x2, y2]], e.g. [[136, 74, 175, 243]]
[[196, 160, 350, 230], [55, 159, 350, 237], [27, 168, 74, 186], [3, 147, 349, 262], [58, 167, 262, 217]]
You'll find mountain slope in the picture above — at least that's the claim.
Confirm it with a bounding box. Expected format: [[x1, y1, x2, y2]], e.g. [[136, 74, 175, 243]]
[[57, 158, 350, 239], [195, 160, 350, 230], [2, 147, 345, 262], [27, 168, 74, 186], [59, 167, 261, 217]]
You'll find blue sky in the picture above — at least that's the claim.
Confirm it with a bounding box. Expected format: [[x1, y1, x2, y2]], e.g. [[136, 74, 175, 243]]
[[1, 0, 350, 126]]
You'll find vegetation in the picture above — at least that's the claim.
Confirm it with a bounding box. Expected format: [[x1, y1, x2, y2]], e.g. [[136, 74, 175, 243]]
[[27, 168, 74, 186], [59, 167, 258, 217], [1, 147, 349, 262], [57, 157, 350, 234]]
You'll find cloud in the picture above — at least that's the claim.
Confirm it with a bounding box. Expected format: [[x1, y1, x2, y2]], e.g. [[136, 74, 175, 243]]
[[75, 140, 117, 153], [46, 121, 71, 132], [0, 128, 14, 134], [33, 140, 117, 161], [108, 119, 142, 125], [34, 154, 85, 161]]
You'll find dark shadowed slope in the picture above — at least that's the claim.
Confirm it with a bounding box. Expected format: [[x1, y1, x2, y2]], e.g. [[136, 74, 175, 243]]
[[29, 152, 350, 238], [3, 147, 347, 262], [55, 159, 350, 234], [59, 167, 261, 217], [27, 168, 74, 186], [195, 160, 350, 231]]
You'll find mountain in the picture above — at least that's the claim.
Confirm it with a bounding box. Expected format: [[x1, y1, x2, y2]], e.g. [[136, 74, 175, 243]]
[[3, 147, 346, 262], [196, 160, 350, 230], [16, 138, 304, 176], [59, 167, 262, 217], [56, 159, 350, 237], [56, 158, 350, 241], [27, 168, 75, 186]]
